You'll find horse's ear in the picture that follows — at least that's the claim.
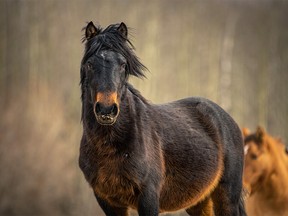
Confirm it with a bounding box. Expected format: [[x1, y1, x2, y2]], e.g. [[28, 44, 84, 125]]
[[242, 128, 250, 138], [117, 22, 128, 38], [85, 21, 98, 40], [255, 126, 265, 143]]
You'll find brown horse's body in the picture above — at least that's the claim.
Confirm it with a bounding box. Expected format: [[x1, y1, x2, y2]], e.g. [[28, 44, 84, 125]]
[[79, 22, 246, 216], [243, 127, 288, 216]]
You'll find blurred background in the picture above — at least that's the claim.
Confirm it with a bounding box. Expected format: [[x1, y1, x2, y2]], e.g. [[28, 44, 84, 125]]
[[0, 0, 288, 215]]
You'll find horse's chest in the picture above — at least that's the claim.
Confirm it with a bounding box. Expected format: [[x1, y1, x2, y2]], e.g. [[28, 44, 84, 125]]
[[94, 156, 140, 205]]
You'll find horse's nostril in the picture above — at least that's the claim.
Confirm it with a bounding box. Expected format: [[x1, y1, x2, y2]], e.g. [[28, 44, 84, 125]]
[[111, 104, 118, 116], [95, 102, 101, 115], [94, 102, 118, 117]]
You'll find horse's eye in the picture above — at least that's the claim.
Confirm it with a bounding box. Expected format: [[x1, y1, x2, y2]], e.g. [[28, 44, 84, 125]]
[[86, 62, 92, 70], [120, 63, 126, 70], [250, 153, 258, 160]]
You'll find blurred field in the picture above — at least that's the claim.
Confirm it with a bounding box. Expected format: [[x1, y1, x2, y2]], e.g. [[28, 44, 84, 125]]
[[0, 1, 288, 215]]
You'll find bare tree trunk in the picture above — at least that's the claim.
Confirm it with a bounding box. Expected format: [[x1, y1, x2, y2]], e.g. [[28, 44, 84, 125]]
[[0, 1, 7, 109], [267, 8, 288, 141], [218, 12, 238, 113], [27, 1, 40, 108], [265, 10, 280, 130]]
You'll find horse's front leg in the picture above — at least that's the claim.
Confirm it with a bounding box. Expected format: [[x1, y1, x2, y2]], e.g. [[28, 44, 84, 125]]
[[137, 185, 159, 216], [94, 192, 128, 216]]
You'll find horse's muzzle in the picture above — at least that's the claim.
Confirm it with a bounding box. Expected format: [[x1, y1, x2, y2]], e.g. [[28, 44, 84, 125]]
[[94, 102, 119, 125]]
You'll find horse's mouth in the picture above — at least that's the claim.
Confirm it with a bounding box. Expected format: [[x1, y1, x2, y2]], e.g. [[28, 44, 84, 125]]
[[96, 114, 117, 125]]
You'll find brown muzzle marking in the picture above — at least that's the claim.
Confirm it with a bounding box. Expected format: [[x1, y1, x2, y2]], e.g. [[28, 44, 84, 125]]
[[95, 92, 118, 106]]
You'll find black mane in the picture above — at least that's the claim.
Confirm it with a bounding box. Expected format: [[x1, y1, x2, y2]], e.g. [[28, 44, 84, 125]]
[[81, 23, 146, 78]]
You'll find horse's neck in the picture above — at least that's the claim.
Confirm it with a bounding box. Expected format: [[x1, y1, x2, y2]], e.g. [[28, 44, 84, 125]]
[[262, 173, 287, 195], [123, 84, 150, 119]]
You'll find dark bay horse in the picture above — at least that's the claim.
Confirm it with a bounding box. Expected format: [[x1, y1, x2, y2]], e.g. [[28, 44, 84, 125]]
[[79, 22, 246, 216]]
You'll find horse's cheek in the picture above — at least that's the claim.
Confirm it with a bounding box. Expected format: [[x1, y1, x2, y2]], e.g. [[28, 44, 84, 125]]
[[243, 165, 256, 186]]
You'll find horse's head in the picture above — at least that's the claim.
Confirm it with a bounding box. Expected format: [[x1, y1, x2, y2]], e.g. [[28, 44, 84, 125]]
[[242, 127, 273, 194], [243, 126, 287, 195], [80, 22, 146, 125]]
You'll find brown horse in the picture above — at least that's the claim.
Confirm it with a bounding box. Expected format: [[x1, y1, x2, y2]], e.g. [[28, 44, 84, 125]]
[[79, 21, 246, 216], [243, 127, 288, 216]]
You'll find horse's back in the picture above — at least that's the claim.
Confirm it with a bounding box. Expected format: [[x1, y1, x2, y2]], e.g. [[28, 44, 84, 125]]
[[177, 97, 241, 147], [157, 96, 243, 149]]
